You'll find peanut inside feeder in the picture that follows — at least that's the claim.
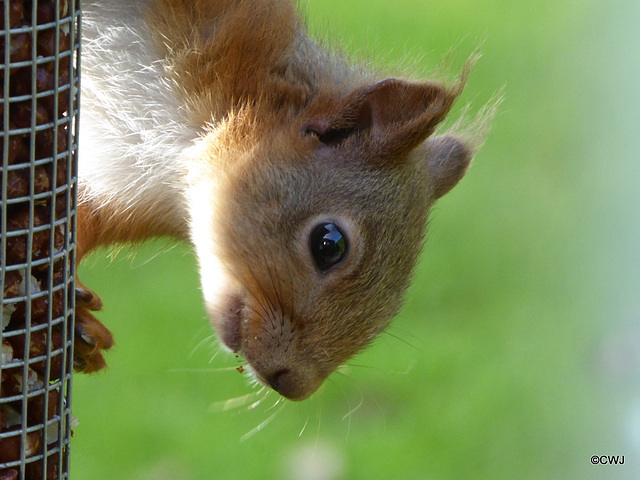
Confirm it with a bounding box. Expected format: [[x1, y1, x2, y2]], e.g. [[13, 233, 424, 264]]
[[1, 1, 78, 478]]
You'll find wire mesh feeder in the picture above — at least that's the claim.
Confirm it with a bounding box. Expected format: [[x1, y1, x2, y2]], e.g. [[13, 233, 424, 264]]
[[1, 1, 79, 479]]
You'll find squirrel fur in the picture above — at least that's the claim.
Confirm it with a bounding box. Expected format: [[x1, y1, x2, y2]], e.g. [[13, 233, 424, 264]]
[[76, 0, 476, 401]]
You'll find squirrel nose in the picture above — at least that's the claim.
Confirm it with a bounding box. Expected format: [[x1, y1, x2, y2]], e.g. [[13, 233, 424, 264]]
[[265, 368, 316, 401], [266, 369, 296, 398]]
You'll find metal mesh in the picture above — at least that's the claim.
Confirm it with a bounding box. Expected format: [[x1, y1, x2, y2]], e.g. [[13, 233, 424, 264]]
[[1, 1, 79, 478]]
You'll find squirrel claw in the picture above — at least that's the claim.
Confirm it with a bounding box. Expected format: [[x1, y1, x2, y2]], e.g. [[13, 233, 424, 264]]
[[73, 336, 108, 373], [75, 286, 103, 311], [73, 284, 114, 373]]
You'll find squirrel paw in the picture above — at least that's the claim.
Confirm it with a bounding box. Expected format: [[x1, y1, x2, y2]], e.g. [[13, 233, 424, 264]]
[[74, 286, 114, 373]]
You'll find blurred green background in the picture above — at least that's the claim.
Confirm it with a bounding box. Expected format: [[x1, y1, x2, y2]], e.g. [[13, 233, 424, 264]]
[[71, 0, 640, 479]]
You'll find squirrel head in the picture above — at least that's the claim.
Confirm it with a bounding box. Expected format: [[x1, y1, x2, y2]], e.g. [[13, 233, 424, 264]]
[[190, 78, 472, 400]]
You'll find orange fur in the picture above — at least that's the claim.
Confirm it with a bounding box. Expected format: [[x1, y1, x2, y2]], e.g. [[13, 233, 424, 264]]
[[76, 191, 188, 261]]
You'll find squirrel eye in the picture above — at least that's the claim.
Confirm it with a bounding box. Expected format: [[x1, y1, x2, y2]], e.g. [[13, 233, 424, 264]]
[[310, 223, 348, 272]]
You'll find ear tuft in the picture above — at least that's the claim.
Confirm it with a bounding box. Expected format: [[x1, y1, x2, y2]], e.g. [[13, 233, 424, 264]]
[[425, 135, 472, 199]]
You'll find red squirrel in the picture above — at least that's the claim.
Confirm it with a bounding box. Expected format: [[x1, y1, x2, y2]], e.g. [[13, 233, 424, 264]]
[[76, 0, 478, 401]]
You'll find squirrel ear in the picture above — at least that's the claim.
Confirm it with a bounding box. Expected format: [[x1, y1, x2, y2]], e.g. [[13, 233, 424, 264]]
[[304, 79, 457, 155], [425, 135, 472, 199]]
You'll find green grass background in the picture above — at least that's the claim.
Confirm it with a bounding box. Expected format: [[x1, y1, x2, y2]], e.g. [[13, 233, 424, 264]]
[[71, 1, 640, 479]]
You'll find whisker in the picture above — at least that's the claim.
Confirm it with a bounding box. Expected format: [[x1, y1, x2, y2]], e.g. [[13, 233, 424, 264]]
[[329, 370, 364, 440], [167, 366, 239, 373], [244, 261, 278, 329], [382, 327, 424, 351], [263, 250, 295, 335], [209, 390, 265, 413], [188, 331, 219, 359], [265, 394, 284, 411], [209, 348, 225, 365], [245, 387, 270, 411], [298, 411, 310, 438], [261, 252, 285, 329], [239, 403, 287, 442], [272, 260, 288, 324], [340, 392, 364, 425], [314, 397, 322, 446], [223, 262, 274, 328], [283, 254, 297, 332], [261, 252, 282, 308], [345, 359, 417, 376]]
